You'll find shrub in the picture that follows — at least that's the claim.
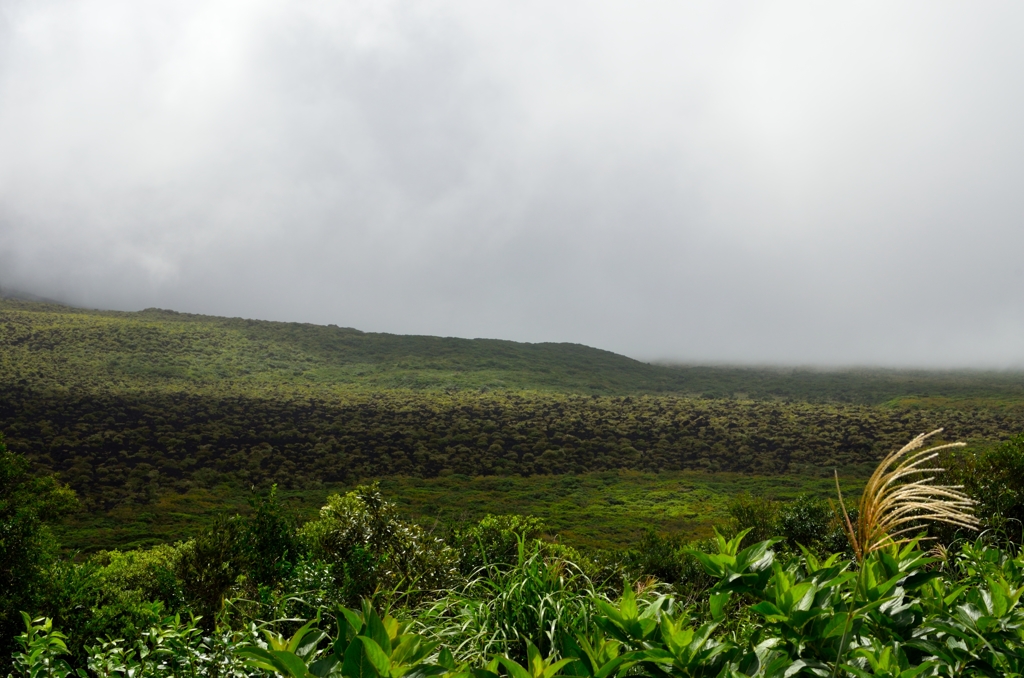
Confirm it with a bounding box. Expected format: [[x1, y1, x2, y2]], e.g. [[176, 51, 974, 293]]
[[175, 515, 245, 626], [620, 529, 716, 606], [0, 433, 77, 665], [451, 514, 546, 574], [44, 544, 187, 664], [944, 434, 1024, 544], [238, 484, 300, 589], [726, 492, 781, 546], [778, 494, 851, 555], [299, 483, 457, 603], [421, 541, 605, 663], [92, 544, 186, 610]]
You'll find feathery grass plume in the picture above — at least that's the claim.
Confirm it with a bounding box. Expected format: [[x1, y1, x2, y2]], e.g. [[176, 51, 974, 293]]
[[835, 429, 979, 562]]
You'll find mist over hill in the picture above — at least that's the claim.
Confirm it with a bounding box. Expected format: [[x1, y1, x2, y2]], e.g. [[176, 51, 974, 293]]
[[2, 295, 1023, 402]]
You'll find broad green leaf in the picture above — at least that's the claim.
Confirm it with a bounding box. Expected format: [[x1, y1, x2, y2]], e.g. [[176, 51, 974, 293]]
[[358, 637, 393, 678], [240, 647, 313, 678], [709, 592, 730, 623], [343, 635, 381, 678], [751, 601, 784, 620], [901, 571, 941, 590], [382, 615, 400, 641], [400, 665, 449, 678], [274, 651, 316, 678], [839, 664, 873, 678], [438, 648, 455, 671], [526, 641, 543, 678], [736, 539, 781, 572], [309, 654, 341, 678], [237, 646, 284, 673], [542, 659, 577, 678], [297, 630, 329, 662], [340, 607, 365, 642], [366, 609, 393, 656], [390, 636, 425, 667], [288, 616, 323, 655], [496, 657, 533, 678], [943, 584, 969, 607], [619, 584, 638, 621], [592, 655, 632, 678]]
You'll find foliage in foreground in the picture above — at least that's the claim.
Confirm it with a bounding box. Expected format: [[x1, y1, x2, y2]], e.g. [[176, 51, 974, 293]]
[[0, 434, 78, 664], [10, 534, 1024, 677], [6, 431, 1024, 675]]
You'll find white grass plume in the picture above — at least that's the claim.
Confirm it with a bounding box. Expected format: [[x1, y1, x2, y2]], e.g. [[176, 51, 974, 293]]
[[836, 428, 979, 562]]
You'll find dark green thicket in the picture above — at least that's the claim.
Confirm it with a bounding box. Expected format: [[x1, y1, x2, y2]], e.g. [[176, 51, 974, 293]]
[[0, 433, 77, 663], [727, 492, 852, 555], [174, 487, 300, 626], [620, 529, 717, 606], [943, 434, 1024, 545], [777, 493, 851, 554], [4, 386, 1020, 517], [14, 530, 1024, 676], [175, 515, 245, 626], [240, 485, 298, 589], [300, 483, 457, 604], [450, 514, 547, 575]]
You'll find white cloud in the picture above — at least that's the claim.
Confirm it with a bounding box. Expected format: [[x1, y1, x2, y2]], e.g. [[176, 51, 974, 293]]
[[1, 0, 1023, 366]]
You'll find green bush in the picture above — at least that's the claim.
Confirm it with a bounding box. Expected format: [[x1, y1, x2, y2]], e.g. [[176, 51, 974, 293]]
[[728, 492, 854, 557], [778, 493, 851, 555], [0, 433, 77, 666], [239, 484, 300, 589], [421, 541, 605, 663], [23, 533, 1024, 677], [726, 492, 781, 546], [620, 529, 716, 607], [944, 434, 1024, 544], [48, 545, 186, 665], [175, 516, 245, 626], [92, 544, 186, 610], [450, 514, 546, 574], [299, 483, 457, 603], [7, 440, 1024, 676]]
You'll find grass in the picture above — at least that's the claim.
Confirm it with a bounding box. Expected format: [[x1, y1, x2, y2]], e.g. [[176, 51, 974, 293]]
[[838, 429, 978, 561], [55, 470, 864, 553]]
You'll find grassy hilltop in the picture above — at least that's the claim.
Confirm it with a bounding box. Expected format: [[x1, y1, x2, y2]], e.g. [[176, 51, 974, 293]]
[[3, 296, 1024, 400], [1, 296, 1023, 550]]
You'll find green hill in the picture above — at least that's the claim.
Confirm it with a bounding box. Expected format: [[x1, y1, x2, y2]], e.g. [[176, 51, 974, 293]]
[[3, 296, 1023, 401], [2, 296, 1024, 550], [0, 297, 684, 394]]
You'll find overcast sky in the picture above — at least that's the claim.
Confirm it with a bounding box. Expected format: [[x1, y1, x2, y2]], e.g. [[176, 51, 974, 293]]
[[1, 1, 1023, 367]]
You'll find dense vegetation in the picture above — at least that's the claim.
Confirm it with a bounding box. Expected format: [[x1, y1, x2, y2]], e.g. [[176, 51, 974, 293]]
[[4, 296, 1024, 673], [4, 432, 1024, 676], [3, 296, 1024, 401], [9, 385, 1022, 506], [3, 297, 1024, 552], [56, 469, 870, 553]]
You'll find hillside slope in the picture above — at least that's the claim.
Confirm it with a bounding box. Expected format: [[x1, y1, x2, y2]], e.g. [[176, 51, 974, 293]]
[[3, 297, 1024, 550], [0, 298, 683, 394], [3, 297, 1024, 401]]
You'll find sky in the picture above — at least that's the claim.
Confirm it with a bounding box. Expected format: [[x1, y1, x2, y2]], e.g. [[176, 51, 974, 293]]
[[1, 1, 1023, 368]]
